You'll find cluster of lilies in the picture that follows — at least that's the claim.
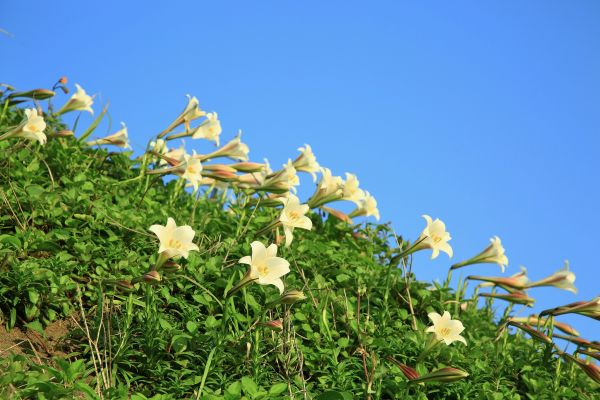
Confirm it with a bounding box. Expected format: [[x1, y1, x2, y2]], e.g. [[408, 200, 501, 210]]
[[1, 80, 598, 384]]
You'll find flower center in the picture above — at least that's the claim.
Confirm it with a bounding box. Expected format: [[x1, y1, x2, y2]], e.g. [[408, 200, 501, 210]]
[[439, 327, 451, 337], [26, 123, 39, 132], [256, 263, 269, 277], [288, 210, 300, 221], [431, 235, 442, 244], [167, 238, 183, 249]]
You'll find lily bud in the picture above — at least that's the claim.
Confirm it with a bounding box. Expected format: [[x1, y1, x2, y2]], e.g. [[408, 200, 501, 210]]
[[257, 320, 283, 331], [104, 279, 136, 293], [410, 367, 469, 384], [386, 357, 420, 381], [8, 88, 55, 100], [507, 321, 552, 344], [467, 267, 529, 293], [161, 261, 182, 273], [230, 162, 265, 173], [143, 270, 162, 284], [279, 289, 307, 305], [510, 316, 580, 337], [480, 291, 535, 307], [321, 206, 353, 224], [553, 333, 600, 351], [562, 353, 600, 385], [50, 129, 74, 138], [540, 296, 600, 321]]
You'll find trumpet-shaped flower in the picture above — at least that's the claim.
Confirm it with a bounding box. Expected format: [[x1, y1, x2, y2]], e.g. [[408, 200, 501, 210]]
[[178, 152, 203, 190], [190, 112, 222, 145], [161, 143, 187, 165], [87, 122, 131, 149], [527, 261, 577, 294], [200, 131, 249, 161], [239, 241, 290, 293], [279, 194, 312, 247], [293, 144, 320, 181], [159, 95, 206, 137], [149, 217, 199, 260], [1, 108, 47, 145], [307, 167, 344, 208], [426, 311, 467, 345], [452, 236, 508, 272], [348, 191, 380, 220], [150, 139, 168, 155], [58, 83, 94, 115], [413, 215, 453, 259], [342, 173, 365, 205]]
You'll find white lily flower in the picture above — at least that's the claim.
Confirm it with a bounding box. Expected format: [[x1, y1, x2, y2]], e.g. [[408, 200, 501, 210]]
[[161, 143, 187, 165], [426, 311, 467, 345], [190, 112, 222, 146], [348, 191, 380, 220], [527, 261, 577, 294], [278, 194, 312, 247], [87, 122, 131, 149], [342, 173, 365, 205], [452, 236, 508, 272], [58, 83, 94, 115], [413, 215, 453, 259], [0, 108, 47, 145], [293, 144, 320, 181], [200, 131, 249, 161], [149, 217, 199, 260], [239, 241, 290, 293], [159, 94, 206, 137], [178, 152, 203, 191], [307, 167, 344, 208]]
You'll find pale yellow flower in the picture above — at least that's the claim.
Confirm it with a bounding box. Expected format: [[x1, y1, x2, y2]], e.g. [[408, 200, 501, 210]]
[[162, 143, 187, 165], [200, 131, 249, 161], [190, 112, 222, 145], [293, 144, 320, 181], [159, 95, 206, 137], [416, 215, 453, 259], [178, 152, 203, 191], [348, 191, 380, 220], [150, 139, 168, 155], [149, 217, 199, 260], [239, 241, 290, 293], [279, 194, 312, 247], [1, 108, 47, 145], [452, 236, 508, 272], [58, 83, 94, 115], [426, 311, 467, 345], [87, 122, 131, 149], [342, 173, 365, 205], [527, 261, 577, 294], [307, 167, 343, 208]]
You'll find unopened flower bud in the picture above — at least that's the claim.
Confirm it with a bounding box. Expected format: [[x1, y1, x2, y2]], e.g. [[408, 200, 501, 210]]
[[258, 320, 283, 331], [279, 289, 307, 305], [411, 367, 469, 384], [161, 261, 182, 273], [142, 270, 162, 284]]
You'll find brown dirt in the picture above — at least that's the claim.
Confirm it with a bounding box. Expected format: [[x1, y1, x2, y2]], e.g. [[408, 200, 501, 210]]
[[0, 318, 76, 360]]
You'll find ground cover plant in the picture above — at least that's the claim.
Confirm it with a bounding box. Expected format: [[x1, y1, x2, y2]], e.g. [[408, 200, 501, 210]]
[[0, 80, 598, 399]]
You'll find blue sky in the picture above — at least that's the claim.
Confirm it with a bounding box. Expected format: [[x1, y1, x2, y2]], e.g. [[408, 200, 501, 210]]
[[2, 2, 599, 341]]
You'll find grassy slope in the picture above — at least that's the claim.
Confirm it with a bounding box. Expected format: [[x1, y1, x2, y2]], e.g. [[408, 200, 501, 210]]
[[0, 104, 597, 399]]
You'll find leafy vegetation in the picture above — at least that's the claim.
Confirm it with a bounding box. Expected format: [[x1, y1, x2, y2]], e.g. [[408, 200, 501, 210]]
[[0, 83, 598, 399]]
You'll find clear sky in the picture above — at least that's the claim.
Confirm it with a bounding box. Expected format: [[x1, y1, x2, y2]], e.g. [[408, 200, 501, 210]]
[[2, 2, 599, 341]]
